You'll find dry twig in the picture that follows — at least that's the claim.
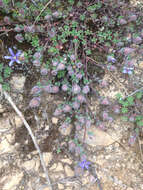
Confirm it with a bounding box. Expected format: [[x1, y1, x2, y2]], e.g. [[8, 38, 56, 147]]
[[0, 88, 52, 190], [33, 0, 53, 25]]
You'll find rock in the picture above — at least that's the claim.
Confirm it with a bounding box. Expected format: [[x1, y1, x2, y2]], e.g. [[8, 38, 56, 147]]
[[0, 104, 5, 113], [59, 124, 72, 136], [14, 115, 23, 128], [61, 158, 72, 165], [58, 183, 64, 189], [10, 75, 26, 92], [22, 159, 40, 171], [0, 116, 11, 130], [77, 126, 119, 147], [42, 187, 51, 190], [43, 152, 53, 166], [52, 117, 58, 124], [0, 138, 14, 153], [49, 162, 64, 172], [2, 172, 23, 190], [64, 165, 74, 177]]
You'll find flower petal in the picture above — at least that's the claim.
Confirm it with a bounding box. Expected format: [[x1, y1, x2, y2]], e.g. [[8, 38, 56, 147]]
[[8, 48, 15, 56], [4, 56, 12, 59], [16, 50, 21, 57], [16, 59, 21, 64], [9, 60, 14, 66]]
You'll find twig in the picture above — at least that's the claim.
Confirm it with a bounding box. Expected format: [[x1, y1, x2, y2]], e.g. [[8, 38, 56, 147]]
[[33, 0, 53, 25], [1, 89, 52, 190], [138, 136, 143, 162], [123, 86, 143, 100]]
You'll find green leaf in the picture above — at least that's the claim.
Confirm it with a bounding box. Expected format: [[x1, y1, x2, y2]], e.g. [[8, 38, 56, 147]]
[[2, 83, 10, 91], [121, 116, 128, 121], [127, 96, 134, 105], [135, 115, 143, 121], [4, 66, 12, 78], [136, 92, 143, 99], [0, 64, 3, 72], [121, 107, 128, 113], [116, 93, 122, 100], [122, 101, 129, 107], [0, 75, 3, 83], [137, 120, 143, 127]]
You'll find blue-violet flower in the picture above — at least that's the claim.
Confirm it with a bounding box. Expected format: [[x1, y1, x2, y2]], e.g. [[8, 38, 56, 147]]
[[78, 159, 91, 170], [4, 48, 21, 66]]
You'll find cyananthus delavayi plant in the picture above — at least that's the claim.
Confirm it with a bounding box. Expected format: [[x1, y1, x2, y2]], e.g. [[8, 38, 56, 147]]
[[1, 1, 143, 187]]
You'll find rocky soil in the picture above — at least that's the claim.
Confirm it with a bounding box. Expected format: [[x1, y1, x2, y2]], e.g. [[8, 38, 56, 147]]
[[0, 67, 142, 190]]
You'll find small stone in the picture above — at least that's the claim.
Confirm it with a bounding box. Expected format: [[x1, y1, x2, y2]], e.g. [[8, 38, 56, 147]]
[[59, 124, 72, 136], [22, 159, 40, 171], [43, 152, 53, 166], [10, 75, 26, 92], [0, 138, 14, 153], [49, 162, 64, 172], [14, 115, 23, 128], [0, 104, 5, 113], [61, 158, 72, 164], [42, 187, 51, 190], [77, 126, 120, 147], [58, 183, 64, 189], [65, 165, 74, 177], [52, 117, 58, 124], [3, 173, 23, 190]]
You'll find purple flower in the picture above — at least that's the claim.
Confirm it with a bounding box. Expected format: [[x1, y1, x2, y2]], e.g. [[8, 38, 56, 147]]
[[68, 70, 74, 76], [133, 36, 142, 45], [62, 104, 72, 113], [51, 86, 59, 93], [43, 85, 52, 93], [52, 60, 58, 66], [122, 66, 134, 75], [119, 18, 127, 25], [101, 97, 110, 105], [72, 84, 81, 94], [76, 73, 83, 79], [53, 107, 62, 116], [107, 56, 116, 63], [76, 62, 82, 68], [57, 63, 65, 71], [4, 16, 11, 24], [75, 122, 82, 130], [29, 97, 41, 108], [61, 84, 68, 91], [33, 59, 41, 67], [128, 133, 138, 146], [78, 159, 91, 170], [72, 101, 80, 109], [30, 86, 41, 95], [70, 54, 76, 61], [76, 94, 86, 103], [51, 70, 58, 76], [15, 34, 24, 43], [40, 68, 48, 76], [33, 52, 42, 59], [82, 85, 90, 94], [4, 48, 21, 66]]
